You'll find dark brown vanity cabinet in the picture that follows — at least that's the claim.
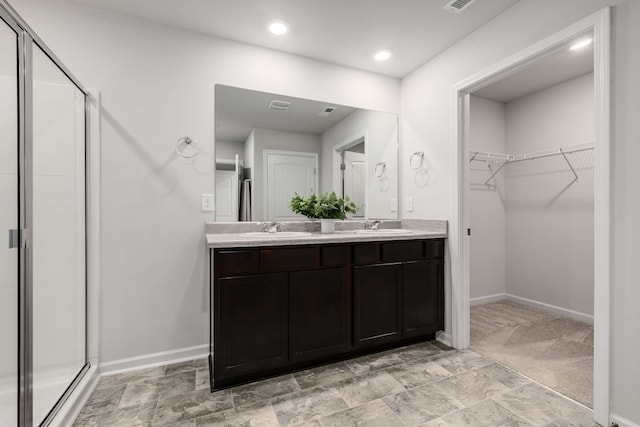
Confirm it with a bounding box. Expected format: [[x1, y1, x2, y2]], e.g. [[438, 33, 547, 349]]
[[353, 263, 403, 347], [211, 238, 444, 388], [216, 273, 288, 379], [290, 268, 351, 363], [352, 240, 445, 348]]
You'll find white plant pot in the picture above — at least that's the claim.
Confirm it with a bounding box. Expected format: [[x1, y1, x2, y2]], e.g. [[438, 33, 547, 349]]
[[320, 219, 336, 234]]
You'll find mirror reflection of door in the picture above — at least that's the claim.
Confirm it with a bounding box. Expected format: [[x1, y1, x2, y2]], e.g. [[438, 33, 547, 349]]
[[215, 169, 238, 221], [215, 154, 241, 222], [340, 142, 365, 217], [265, 150, 318, 221]]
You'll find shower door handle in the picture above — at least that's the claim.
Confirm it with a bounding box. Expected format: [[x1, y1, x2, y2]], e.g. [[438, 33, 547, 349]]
[[8, 229, 19, 249], [8, 229, 26, 249]]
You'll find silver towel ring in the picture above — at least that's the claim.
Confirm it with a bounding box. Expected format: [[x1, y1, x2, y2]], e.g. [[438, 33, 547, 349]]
[[410, 151, 424, 170], [175, 136, 199, 159], [374, 161, 386, 177]]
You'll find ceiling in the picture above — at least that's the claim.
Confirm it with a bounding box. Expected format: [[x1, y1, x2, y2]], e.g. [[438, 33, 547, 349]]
[[215, 85, 358, 143], [66, 0, 519, 78], [472, 35, 594, 102]]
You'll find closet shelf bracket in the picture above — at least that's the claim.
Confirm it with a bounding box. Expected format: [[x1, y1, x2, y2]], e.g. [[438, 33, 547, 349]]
[[485, 160, 508, 186], [559, 148, 579, 182]]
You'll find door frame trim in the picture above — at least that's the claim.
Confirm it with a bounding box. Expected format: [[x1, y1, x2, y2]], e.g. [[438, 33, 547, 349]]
[[332, 132, 368, 217], [450, 7, 611, 425]]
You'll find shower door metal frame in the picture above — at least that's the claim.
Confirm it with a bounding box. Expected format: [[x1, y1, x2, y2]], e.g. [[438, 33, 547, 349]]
[[0, 1, 91, 426]]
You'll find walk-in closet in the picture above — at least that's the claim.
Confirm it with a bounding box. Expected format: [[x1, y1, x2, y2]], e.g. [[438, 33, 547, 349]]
[[468, 37, 595, 407]]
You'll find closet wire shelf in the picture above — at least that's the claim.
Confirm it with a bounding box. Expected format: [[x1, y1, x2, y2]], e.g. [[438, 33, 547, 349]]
[[469, 143, 594, 185]]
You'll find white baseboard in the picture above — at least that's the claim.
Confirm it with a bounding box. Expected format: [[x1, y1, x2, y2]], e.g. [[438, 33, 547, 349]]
[[100, 344, 209, 376], [470, 293, 593, 325], [505, 294, 594, 325], [470, 293, 507, 306], [611, 414, 640, 427], [50, 365, 99, 427], [436, 331, 452, 347]]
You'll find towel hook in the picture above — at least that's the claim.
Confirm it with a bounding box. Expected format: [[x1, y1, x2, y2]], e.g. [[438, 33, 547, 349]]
[[175, 136, 199, 159], [374, 161, 386, 177], [410, 151, 424, 170]]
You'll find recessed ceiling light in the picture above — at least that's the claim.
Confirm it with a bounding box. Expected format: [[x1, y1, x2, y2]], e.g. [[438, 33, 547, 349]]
[[570, 38, 592, 51], [374, 49, 392, 61], [269, 21, 288, 36]]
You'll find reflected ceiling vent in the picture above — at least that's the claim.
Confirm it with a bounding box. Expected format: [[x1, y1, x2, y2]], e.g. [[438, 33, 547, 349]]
[[318, 106, 337, 117], [269, 100, 291, 110], [443, 0, 477, 13]]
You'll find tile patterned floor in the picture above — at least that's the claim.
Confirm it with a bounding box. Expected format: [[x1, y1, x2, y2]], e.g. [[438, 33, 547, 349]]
[[470, 300, 594, 408], [73, 340, 596, 426]]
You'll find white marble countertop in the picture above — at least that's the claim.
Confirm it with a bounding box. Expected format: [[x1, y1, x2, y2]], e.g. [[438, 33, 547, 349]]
[[206, 219, 447, 249]]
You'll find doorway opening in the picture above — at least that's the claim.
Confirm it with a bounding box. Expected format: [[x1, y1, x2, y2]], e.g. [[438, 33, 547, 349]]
[[338, 138, 366, 218], [451, 8, 610, 426]]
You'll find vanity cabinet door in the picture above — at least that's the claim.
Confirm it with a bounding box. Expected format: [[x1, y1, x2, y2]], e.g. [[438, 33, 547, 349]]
[[215, 273, 288, 380], [289, 268, 351, 362], [403, 260, 444, 337], [353, 263, 402, 348]]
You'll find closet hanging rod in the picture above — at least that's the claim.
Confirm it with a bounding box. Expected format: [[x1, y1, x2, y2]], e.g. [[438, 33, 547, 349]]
[[472, 143, 594, 186], [506, 144, 593, 164], [469, 143, 593, 164]]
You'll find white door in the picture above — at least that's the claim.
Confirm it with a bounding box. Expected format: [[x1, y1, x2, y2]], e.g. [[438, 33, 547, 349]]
[[215, 169, 238, 221], [343, 151, 365, 217], [265, 151, 317, 221]]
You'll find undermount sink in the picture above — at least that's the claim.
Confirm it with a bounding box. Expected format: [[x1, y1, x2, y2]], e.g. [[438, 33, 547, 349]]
[[352, 229, 414, 234], [239, 231, 312, 238]]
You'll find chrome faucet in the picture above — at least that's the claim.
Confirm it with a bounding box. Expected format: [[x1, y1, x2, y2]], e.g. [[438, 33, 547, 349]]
[[364, 220, 382, 230], [261, 221, 282, 233]]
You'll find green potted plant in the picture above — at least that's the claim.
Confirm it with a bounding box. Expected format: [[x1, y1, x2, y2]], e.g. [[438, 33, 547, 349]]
[[290, 192, 358, 233]]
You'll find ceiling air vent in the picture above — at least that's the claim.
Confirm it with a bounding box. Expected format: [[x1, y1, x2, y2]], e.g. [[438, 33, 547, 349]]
[[443, 0, 477, 13], [269, 100, 291, 110], [318, 106, 337, 117]]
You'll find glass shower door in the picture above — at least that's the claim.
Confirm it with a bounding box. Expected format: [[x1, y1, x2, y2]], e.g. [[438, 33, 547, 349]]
[[0, 14, 18, 427], [31, 44, 86, 424]]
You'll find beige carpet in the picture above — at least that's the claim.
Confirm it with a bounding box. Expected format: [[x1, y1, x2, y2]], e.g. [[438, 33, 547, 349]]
[[470, 299, 593, 408]]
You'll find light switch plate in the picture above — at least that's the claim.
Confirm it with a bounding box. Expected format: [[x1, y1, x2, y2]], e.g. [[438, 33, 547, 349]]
[[407, 197, 414, 212], [390, 198, 397, 212], [202, 193, 215, 212]]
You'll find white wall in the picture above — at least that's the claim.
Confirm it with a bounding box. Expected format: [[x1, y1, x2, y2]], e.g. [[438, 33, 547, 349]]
[[251, 128, 321, 220], [505, 73, 594, 317], [610, 2, 640, 423], [215, 140, 244, 163], [401, 0, 640, 423], [9, 0, 400, 366], [469, 96, 506, 300], [320, 109, 399, 219], [243, 130, 255, 176]]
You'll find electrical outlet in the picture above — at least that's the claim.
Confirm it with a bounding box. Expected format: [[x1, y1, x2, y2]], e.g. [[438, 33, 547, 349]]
[[201, 193, 215, 212], [390, 198, 397, 212], [407, 197, 414, 212]]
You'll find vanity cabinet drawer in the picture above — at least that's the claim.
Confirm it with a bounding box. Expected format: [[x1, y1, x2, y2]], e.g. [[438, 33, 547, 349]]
[[321, 245, 349, 267], [261, 247, 319, 272], [382, 241, 424, 262], [353, 243, 380, 265], [216, 250, 259, 277], [424, 239, 445, 260]]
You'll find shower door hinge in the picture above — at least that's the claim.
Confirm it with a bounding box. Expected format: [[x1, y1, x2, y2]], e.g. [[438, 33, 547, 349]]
[[8, 229, 27, 249], [467, 228, 471, 236]]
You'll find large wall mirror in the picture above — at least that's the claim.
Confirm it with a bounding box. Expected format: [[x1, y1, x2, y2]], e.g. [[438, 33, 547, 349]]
[[214, 85, 398, 221]]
